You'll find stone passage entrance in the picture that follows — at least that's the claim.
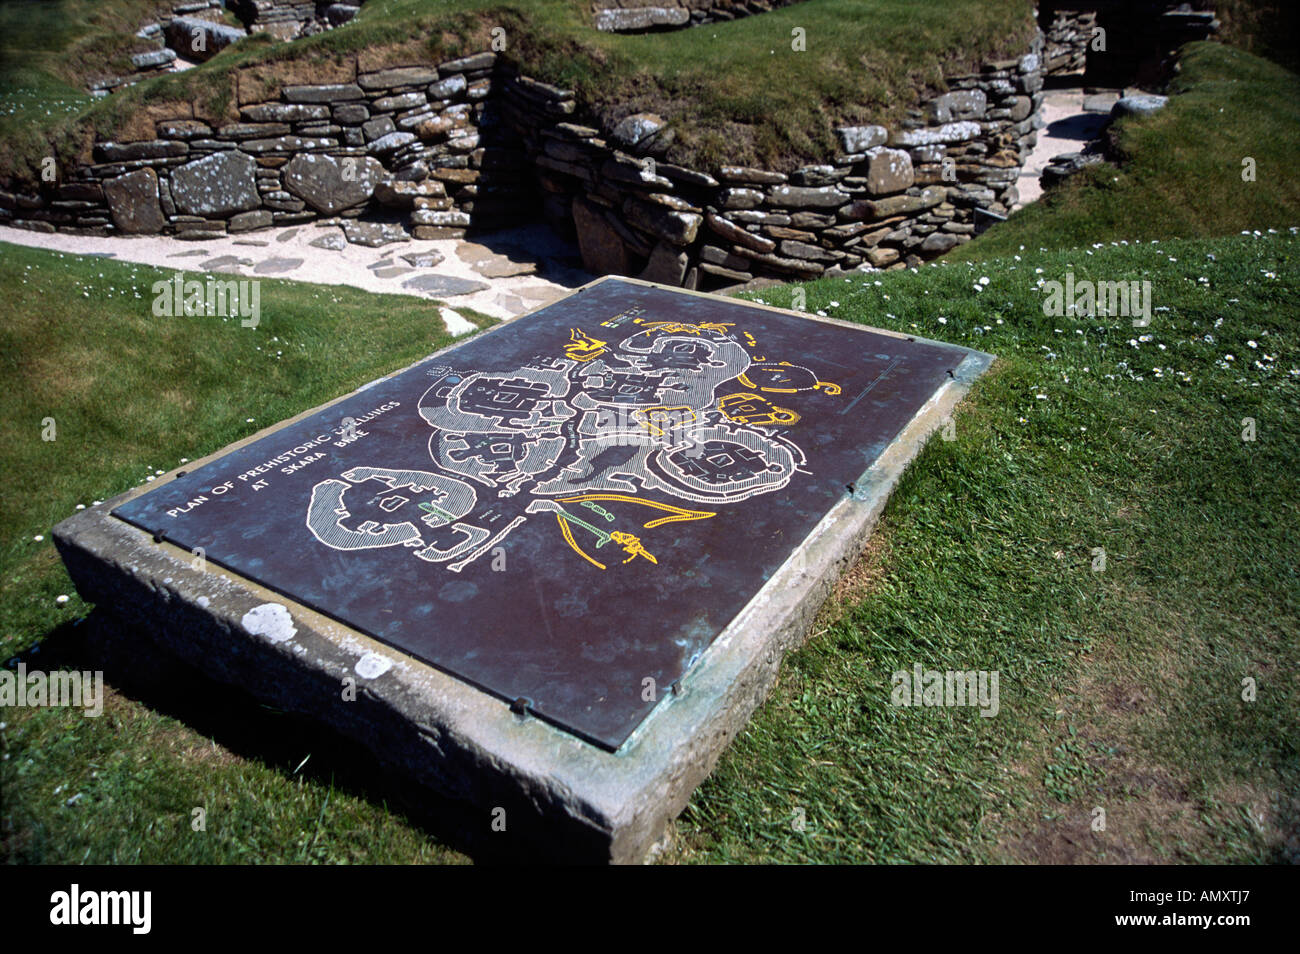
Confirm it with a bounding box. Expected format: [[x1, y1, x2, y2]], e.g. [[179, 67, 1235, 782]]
[[54, 278, 993, 859]]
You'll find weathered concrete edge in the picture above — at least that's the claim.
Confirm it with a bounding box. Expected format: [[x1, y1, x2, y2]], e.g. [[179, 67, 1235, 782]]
[[52, 276, 995, 863]]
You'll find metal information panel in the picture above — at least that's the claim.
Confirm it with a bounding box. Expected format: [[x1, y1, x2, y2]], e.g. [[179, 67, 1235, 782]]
[[114, 278, 970, 750]]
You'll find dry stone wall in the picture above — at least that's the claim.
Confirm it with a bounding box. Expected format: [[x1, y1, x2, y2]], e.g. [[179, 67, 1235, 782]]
[[1040, 7, 1096, 76], [592, 0, 805, 33], [2, 35, 1046, 287], [1037, 3, 1218, 86], [102, 1, 364, 95], [230, 0, 366, 40], [504, 43, 1044, 288]]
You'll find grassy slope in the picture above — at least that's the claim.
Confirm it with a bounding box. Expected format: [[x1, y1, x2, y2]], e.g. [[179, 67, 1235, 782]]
[[0, 0, 179, 85], [0, 245, 490, 864], [0, 0, 1036, 184], [2, 229, 1296, 864], [955, 43, 1300, 261], [0, 246, 491, 650], [670, 232, 1298, 863], [0, 0, 178, 124]]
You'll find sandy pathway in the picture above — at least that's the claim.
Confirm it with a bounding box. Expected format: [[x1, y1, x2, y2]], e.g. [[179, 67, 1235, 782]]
[[0, 219, 594, 328], [1014, 88, 1111, 209]]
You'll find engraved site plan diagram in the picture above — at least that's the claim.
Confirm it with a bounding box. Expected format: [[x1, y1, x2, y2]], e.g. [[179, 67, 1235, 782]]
[[115, 278, 971, 749], [306, 309, 832, 573]]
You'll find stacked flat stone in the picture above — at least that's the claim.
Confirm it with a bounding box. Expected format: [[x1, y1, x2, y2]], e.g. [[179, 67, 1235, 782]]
[[506, 47, 1045, 285], [0, 37, 1047, 285], [1037, 2, 1218, 87], [593, 0, 805, 33], [1041, 7, 1096, 76], [162, 16, 248, 63], [230, 0, 363, 40], [115, 1, 364, 91]]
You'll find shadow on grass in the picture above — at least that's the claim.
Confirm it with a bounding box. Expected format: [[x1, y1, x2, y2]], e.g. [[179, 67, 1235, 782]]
[[17, 610, 546, 865]]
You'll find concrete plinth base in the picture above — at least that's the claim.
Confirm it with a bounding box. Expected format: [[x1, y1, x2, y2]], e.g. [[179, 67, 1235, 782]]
[[54, 278, 992, 863]]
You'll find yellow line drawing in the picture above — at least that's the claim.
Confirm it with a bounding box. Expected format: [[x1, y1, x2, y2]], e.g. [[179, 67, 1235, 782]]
[[565, 328, 608, 362], [738, 360, 842, 396], [610, 531, 657, 565], [632, 404, 696, 437], [556, 514, 606, 570], [718, 392, 801, 426], [551, 503, 667, 569], [558, 493, 716, 529], [636, 320, 733, 336], [738, 379, 795, 393]]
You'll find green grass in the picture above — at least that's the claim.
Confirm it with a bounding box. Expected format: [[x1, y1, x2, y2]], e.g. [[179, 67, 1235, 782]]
[[0, 0, 1037, 185], [0, 243, 491, 864], [0, 244, 491, 653], [0, 0, 177, 123], [0, 0, 177, 86], [956, 43, 1300, 261], [671, 230, 1298, 863], [2, 228, 1297, 863], [0, 0, 180, 186]]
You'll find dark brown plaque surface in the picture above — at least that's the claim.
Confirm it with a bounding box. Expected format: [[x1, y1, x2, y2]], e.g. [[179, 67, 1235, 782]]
[[113, 278, 971, 749]]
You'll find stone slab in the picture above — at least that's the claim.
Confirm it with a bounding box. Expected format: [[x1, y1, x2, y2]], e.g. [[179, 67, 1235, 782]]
[[340, 220, 410, 247], [282, 154, 385, 214], [170, 151, 260, 218], [400, 250, 446, 268], [401, 273, 490, 295], [53, 277, 992, 862], [103, 168, 165, 234]]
